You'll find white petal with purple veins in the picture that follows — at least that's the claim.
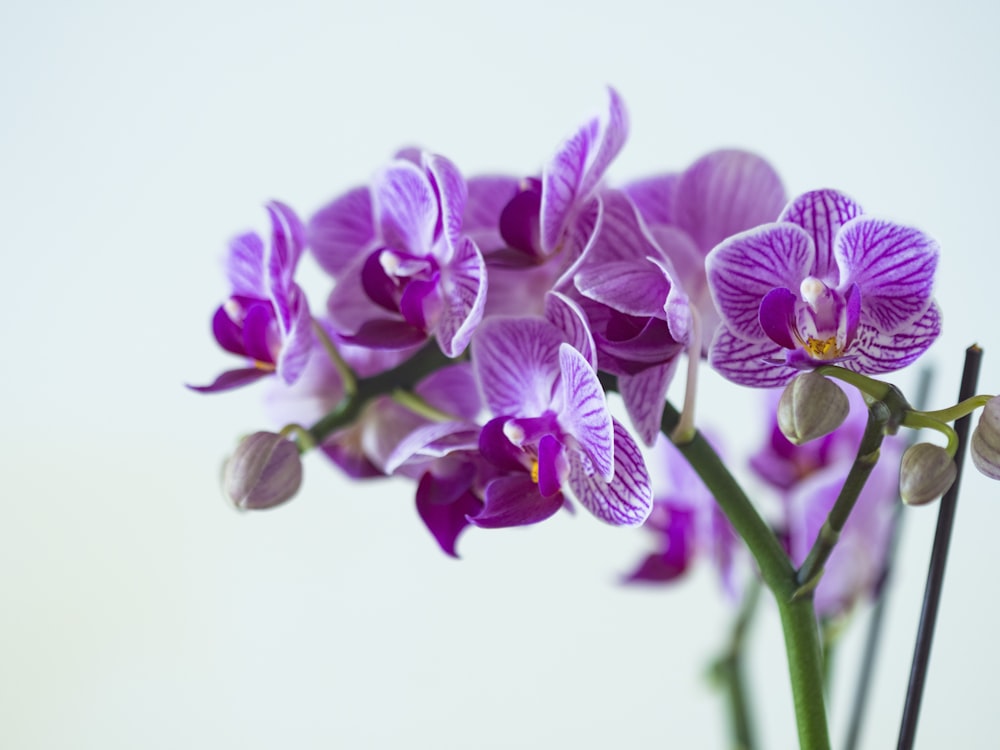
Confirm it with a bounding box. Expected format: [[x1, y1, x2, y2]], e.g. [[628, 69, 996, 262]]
[[472, 317, 563, 417], [620, 360, 680, 447], [567, 420, 652, 526], [707, 223, 814, 341], [544, 292, 597, 368], [835, 216, 938, 333], [577, 87, 629, 200], [541, 116, 599, 254], [779, 189, 862, 283], [226, 232, 265, 298], [373, 160, 438, 254], [575, 259, 671, 318], [849, 302, 941, 374], [709, 327, 793, 388], [558, 344, 614, 480], [436, 236, 486, 357], [424, 153, 468, 247]]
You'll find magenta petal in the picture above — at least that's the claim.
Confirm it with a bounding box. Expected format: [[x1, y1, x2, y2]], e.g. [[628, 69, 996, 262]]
[[464, 175, 520, 252], [835, 216, 939, 332], [675, 149, 786, 255], [471, 475, 563, 528], [472, 317, 563, 417], [384, 421, 480, 475], [308, 186, 375, 277], [344, 319, 428, 349], [266, 200, 306, 281], [187, 367, 269, 393], [416, 473, 482, 558], [623, 173, 679, 227], [706, 223, 814, 341], [780, 189, 863, 283], [619, 360, 680, 447], [536, 434, 566, 498], [849, 302, 941, 374], [558, 344, 614, 480], [436, 236, 486, 357], [374, 160, 437, 253], [709, 327, 793, 387], [212, 305, 247, 357], [566, 420, 652, 526], [758, 287, 798, 350], [242, 303, 277, 363]]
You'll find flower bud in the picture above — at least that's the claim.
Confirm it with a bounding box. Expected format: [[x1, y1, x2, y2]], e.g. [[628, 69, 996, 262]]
[[777, 371, 850, 445], [971, 396, 1000, 480], [223, 431, 303, 510], [899, 442, 956, 506]]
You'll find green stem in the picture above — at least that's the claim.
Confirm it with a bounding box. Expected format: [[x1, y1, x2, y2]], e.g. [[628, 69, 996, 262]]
[[713, 578, 762, 750], [655, 399, 831, 749], [916, 393, 992, 424], [795, 403, 889, 595]]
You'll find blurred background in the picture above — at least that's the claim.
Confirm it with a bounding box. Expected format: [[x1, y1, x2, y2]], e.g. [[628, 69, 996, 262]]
[[3, 1, 999, 747]]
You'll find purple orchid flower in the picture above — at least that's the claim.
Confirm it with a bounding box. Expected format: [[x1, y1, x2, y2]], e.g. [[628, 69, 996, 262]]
[[570, 189, 692, 445], [191, 201, 314, 393], [624, 149, 787, 351], [467, 315, 652, 528], [308, 151, 486, 357], [625, 434, 742, 597], [483, 88, 628, 316], [706, 189, 941, 387], [751, 388, 904, 617]]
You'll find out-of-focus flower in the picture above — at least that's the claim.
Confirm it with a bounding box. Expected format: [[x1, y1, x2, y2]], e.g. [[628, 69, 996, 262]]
[[309, 151, 486, 357], [192, 202, 313, 392], [971, 395, 1000, 480], [624, 149, 787, 351], [224, 431, 303, 510], [625, 434, 742, 596], [707, 190, 941, 387], [468, 315, 652, 528], [899, 443, 956, 506]]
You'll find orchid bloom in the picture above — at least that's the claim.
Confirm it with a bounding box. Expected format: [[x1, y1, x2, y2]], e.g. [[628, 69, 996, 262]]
[[468, 315, 652, 528], [625, 434, 742, 597], [707, 189, 941, 387], [309, 151, 486, 357], [192, 201, 313, 393]]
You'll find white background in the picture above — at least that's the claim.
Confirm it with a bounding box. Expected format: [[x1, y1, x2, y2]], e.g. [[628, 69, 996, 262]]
[[3, 1, 999, 747]]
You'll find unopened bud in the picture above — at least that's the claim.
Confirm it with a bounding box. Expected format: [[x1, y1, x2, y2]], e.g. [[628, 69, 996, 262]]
[[899, 443, 956, 506], [971, 396, 1000, 480], [223, 431, 303, 510], [777, 371, 850, 445]]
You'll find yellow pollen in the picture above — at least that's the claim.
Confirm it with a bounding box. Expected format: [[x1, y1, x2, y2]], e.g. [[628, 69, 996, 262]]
[[253, 360, 277, 372], [530, 459, 539, 484], [803, 336, 840, 359]]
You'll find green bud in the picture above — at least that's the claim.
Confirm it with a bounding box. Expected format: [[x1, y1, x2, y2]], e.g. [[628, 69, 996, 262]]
[[777, 371, 850, 445], [899, 442, 956, 506], [223, 431, 303, 510]]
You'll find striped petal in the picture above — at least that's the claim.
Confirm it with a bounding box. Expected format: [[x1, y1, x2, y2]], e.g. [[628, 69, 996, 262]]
[[707, 223, 814, 341], [472, 317, 563, 418], [835, 216, 939, 333], [567, 420, 652, 526], [709, 327, 794, 387], [780, 189, 863, 283], [558, 343, 614, 481], [849, 302, 941, 374]]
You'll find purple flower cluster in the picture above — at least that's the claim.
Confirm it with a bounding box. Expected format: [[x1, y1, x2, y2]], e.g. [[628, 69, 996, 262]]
[[193, 87, 944, 558]]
